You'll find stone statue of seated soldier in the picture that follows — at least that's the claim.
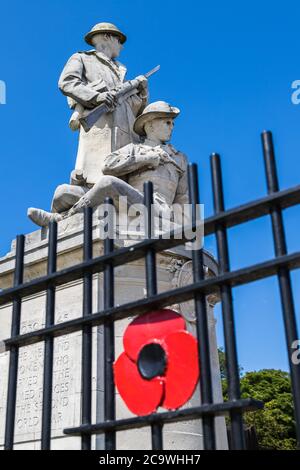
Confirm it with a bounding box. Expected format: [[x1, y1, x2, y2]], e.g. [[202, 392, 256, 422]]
[[28, 101, 190, 227]]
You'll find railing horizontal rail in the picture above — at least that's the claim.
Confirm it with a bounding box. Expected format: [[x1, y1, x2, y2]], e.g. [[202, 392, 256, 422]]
[[204, 184, 300, 234], [1, 184, 299, 308], [63, 399, 263, 436], [3, 250, 300, 350]]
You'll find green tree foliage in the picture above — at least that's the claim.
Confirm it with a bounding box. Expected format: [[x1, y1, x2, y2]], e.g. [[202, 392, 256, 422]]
[[240, 369, 297, 450], [218, 349, 297, 450], [218, 347, 227, 381]]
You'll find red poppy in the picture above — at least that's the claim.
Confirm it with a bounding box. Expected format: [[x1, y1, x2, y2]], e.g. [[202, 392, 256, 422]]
[[113, 309, 200, 416]]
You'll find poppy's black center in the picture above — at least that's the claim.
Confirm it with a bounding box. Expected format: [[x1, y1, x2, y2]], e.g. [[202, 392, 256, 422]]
[[137, 343, 167, 380]]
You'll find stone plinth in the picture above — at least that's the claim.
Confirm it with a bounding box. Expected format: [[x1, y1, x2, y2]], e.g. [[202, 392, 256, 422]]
[[0, 211, 228, 449]]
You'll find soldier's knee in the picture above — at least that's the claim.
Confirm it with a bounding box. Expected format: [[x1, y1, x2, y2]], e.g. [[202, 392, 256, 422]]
[[53, 184, 70, 202]]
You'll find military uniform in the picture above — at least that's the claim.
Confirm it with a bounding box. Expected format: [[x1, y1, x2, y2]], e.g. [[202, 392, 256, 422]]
[[58, 23, 147, 185], [28, 101, 189, 227], [62, 140, 189, 227], [103, 141, 189, 207], [59, 50, 147, 185]]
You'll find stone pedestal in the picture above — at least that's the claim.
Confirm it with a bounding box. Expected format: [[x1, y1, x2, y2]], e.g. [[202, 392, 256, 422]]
[[0, 211, 228, 450]]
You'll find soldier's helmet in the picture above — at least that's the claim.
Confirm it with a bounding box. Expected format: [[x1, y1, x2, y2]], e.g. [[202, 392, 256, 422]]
[[133, 101, 180, 137], [85, 22, 127, 46]]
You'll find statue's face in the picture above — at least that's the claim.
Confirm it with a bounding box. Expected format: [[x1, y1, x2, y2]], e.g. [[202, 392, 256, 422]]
[[145, 117, 175, 143], [92, 34, 123, 58], [107, 35, 123, 58]]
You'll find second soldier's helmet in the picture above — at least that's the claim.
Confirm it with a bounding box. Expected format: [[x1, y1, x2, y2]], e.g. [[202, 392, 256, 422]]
[[133, 101, 180, 137]]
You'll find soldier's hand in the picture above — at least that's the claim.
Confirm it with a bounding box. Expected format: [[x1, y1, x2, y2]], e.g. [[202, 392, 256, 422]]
[[136, 75, 148, 90], [96, 91, 117, 109], [146, 152, 161, 169]]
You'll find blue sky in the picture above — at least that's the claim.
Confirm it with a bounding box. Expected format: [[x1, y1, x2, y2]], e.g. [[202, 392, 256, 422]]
[[0, 0, 299, 373]]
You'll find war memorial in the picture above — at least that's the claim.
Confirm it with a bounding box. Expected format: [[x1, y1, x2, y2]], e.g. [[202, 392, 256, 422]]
[[0, 19, 299, 454], [0, 22, 228, 450]]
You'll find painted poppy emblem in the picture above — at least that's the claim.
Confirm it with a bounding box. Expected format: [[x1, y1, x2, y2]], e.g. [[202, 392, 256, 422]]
[[113, 309, 200, 416]]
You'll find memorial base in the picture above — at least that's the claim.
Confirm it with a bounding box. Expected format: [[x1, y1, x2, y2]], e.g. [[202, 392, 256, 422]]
[[0, 211, 228, 449]]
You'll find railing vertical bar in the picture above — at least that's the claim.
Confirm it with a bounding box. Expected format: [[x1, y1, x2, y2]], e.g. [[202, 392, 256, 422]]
[[144, 181, 163, 450], [188, 163, 216, 450], [41, 221, 57, 449], [81, 207, 93, 450], [4, 235, 25, 450], [103, 197, 116, 450], [210, 153, 245, 450], [261, 130, 300, 447]]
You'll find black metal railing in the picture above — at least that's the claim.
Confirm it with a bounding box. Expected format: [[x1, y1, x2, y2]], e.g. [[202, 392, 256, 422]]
[[1, 130, 300, 450]]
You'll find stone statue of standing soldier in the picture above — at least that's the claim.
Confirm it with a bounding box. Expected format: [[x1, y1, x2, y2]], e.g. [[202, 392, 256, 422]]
[[59, 22, 148, 185], [27, 23, 190, 228]]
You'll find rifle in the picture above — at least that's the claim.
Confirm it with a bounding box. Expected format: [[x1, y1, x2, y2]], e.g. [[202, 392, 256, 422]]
[[79, 65, 160, 133]]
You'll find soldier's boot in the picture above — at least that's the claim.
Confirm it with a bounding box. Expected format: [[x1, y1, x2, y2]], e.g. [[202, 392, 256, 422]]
[[27, 207, 64, 227]]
